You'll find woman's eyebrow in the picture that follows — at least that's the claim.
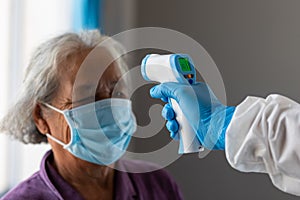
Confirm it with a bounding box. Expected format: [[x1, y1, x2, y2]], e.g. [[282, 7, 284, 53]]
[[109, 80, 118, 86], [108, 78, 126, 89]]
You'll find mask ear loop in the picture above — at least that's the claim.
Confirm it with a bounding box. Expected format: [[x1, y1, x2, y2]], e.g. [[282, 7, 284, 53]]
[[40, 102, 67, 147], [41, 102, 65, 114], [46, 133, 67, 147]]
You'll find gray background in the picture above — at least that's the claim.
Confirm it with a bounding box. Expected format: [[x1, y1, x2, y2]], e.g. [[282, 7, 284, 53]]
[[104, 0, 300, 199]]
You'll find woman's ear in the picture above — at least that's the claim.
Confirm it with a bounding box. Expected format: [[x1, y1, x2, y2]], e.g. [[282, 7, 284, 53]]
[[33, 104, 49, 135]]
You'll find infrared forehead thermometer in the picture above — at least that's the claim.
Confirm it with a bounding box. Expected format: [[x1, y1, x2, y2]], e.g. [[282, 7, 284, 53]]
[[141, 54, 202, 154]]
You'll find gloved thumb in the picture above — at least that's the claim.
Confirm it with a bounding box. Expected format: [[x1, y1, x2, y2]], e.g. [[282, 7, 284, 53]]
[[150, 82, 181, 103]]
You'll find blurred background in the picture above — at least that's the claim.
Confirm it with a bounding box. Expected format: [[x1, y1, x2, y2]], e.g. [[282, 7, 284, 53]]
[[1, 0, 300, 199]]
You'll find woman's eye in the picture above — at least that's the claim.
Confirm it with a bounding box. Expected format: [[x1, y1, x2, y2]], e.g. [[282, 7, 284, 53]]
[[114, 91, 126, 98]]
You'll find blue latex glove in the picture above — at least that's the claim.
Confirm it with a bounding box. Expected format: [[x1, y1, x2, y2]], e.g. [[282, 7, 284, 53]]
[[150, 82, 235, 150]]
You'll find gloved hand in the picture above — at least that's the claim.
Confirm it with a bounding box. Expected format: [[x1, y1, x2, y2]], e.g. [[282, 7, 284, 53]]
[[150, 82, 235, 150]]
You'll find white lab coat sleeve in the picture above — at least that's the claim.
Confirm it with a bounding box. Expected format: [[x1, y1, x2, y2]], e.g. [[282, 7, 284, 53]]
[[225, 94, 300, 196]]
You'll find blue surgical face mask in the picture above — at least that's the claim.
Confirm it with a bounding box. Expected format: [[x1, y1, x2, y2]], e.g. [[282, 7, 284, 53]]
[[43, 98, 137, 166]]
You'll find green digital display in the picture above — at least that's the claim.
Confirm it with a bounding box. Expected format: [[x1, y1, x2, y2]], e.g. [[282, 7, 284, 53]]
[[179, 58, 191, 72]]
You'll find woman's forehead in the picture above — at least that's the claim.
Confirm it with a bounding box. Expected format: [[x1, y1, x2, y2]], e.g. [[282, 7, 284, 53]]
[[55, 48, 127, 103], [60, 48, 124, 86]]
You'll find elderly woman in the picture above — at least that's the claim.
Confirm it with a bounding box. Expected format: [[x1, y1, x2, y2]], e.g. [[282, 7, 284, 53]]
[[0, 30, 183, 200]]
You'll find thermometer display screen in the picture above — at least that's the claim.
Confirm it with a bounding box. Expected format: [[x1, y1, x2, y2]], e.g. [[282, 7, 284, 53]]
[[179, 58, 191, 72]]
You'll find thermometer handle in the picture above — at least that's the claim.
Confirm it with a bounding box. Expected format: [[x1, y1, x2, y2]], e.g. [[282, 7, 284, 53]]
[[170, 98, 202, 154]]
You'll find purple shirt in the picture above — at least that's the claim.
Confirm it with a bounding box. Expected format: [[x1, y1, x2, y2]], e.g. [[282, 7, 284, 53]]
[[1, 151, 183, 200]]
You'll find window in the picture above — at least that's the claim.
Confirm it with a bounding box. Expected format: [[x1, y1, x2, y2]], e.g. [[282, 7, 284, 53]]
[[0, 0, 72, 194]]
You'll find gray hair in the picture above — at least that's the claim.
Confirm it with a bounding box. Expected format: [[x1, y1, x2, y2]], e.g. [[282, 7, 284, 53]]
[[0, 30, 127, 144]]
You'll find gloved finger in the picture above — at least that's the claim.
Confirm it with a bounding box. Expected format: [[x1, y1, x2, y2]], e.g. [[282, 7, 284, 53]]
[[160, 97, 168, 102], [162, 103, 175, 120], [166, 119, 179, 134], [170, 131, 180, 141], [150, 82, 182, 102]]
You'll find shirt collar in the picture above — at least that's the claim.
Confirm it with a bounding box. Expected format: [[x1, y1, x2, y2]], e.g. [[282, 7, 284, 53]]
[[39, 150, 65, 200], [40, 150, 84, 200], [114, 160, 138, 200], [39, 150, 138, 200]]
